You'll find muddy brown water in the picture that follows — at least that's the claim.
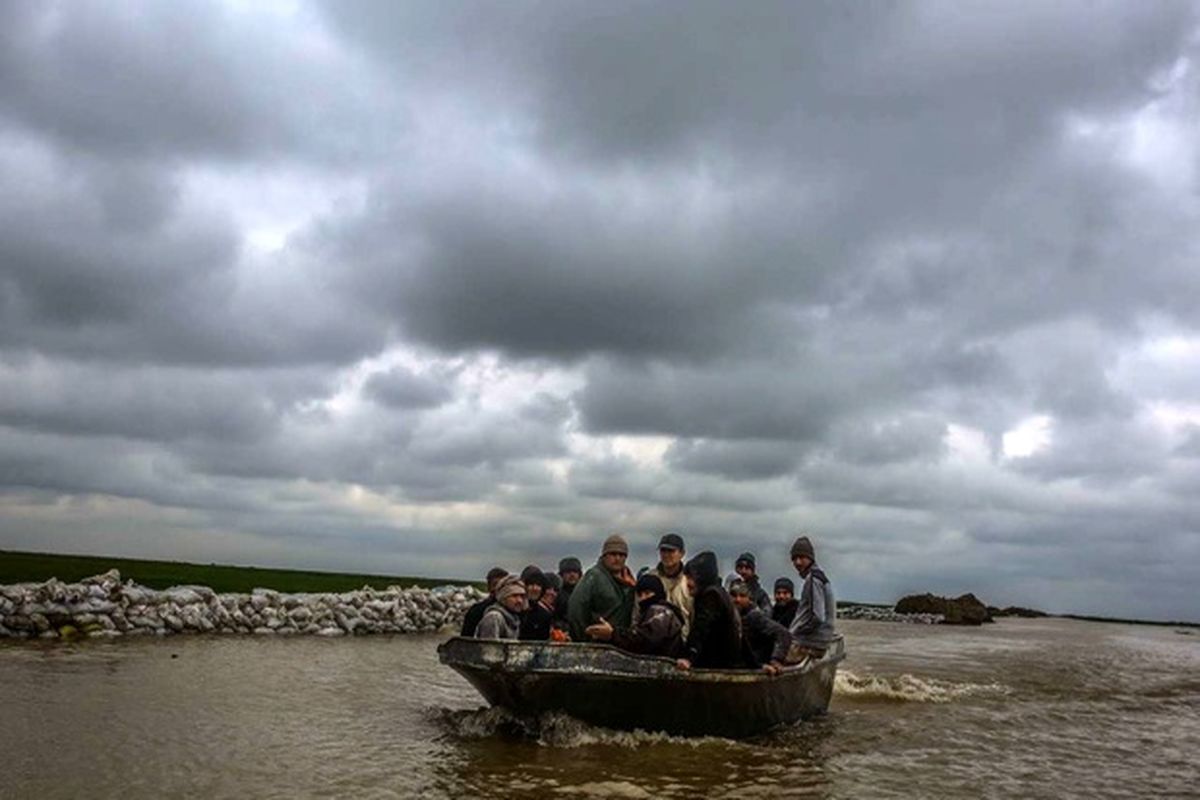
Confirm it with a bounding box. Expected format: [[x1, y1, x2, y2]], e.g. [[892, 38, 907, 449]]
[[2, 618, 1197, 799]]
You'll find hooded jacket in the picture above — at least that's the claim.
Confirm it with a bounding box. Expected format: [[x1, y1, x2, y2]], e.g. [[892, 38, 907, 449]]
[[633, 560, 693, 637], [682, 552, 741, 669], [566, 560, 635, 641], [612, 600, 685, 657], [724, 573, 771, 613], [790, 563, 836, 648]]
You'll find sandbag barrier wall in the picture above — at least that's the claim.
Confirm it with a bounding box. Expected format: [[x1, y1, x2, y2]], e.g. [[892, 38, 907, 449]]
[[837, 605, 943, 624], [0, 570, 487, 640]]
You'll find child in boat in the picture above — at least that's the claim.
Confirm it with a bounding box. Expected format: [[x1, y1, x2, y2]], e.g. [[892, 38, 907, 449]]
[[585, 574, 684, 657], [771, 577, 799, 628], [729, 552, 772, 613]]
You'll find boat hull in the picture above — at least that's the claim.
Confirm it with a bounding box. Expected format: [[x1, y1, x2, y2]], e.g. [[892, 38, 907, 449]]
[[437, 636, 844, 738]]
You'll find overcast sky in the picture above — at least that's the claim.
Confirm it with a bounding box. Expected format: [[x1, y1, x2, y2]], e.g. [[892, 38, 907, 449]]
[[2, 1, 1199, 620]]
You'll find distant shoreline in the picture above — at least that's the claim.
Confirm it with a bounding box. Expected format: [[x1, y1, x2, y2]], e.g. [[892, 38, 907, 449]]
[[2, 549, 1195, 628]]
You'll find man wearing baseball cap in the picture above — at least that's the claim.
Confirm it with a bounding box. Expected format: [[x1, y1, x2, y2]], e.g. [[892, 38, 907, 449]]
[[635, 532, 693, 636], [566, 534, 637, 641]]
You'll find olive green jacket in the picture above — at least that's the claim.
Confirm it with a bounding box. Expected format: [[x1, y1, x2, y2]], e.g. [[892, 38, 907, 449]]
[[567, 562, 635, 641]]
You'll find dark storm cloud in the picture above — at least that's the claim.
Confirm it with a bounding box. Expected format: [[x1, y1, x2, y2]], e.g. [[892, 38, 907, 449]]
[[323, 1, 1193, 161], [0, 144, 385, 365], [314, 1, 1200, 372]]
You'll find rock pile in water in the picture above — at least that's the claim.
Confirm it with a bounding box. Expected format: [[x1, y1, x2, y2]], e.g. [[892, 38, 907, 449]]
[[894, 592, 992, 625], [0, 570, 485, 640], [838, 604, 943, 624]]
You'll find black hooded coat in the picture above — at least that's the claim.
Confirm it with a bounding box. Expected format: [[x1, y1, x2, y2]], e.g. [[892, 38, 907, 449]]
[[682, 552, 741, 669]]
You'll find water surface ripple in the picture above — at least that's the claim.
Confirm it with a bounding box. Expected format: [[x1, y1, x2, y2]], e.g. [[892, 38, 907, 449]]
[[2, 618, 1196, 798]]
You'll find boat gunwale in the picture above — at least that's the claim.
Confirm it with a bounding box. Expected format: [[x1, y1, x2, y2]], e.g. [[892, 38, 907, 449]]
[[438, 635, 845, 684]]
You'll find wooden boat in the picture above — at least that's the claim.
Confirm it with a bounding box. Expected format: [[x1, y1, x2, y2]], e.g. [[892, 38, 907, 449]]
[[437, 634, 845, 738]]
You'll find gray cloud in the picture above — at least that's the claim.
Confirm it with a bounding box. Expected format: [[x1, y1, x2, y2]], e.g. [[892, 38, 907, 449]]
[[365, 365, 453, 409], [1, 1, 1198, 620]]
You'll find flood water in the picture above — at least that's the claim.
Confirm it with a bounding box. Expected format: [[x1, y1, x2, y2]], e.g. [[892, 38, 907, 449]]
[[2, 618, 1197, 799]]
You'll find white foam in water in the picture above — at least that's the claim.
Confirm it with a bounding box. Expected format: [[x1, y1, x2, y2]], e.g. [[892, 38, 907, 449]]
[[435, 707, 747, 749], [835, 670, 1008, 703]]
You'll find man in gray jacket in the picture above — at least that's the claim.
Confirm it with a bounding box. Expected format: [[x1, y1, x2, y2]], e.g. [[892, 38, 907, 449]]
[[788, 535, 836, 655], [475, 576, 526, 640]]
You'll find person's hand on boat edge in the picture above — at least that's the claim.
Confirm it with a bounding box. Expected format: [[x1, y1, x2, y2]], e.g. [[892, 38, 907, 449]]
[[762, 660, 783, 676], [675, 658, 692, 671], [584, 616, 613, 641]]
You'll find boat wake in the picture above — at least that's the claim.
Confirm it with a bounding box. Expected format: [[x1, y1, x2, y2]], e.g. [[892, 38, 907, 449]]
[[433, 706, 744, 749], [835, 670, 1007, 703]]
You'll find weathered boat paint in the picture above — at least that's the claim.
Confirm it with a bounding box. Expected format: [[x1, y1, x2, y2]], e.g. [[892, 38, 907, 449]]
[[437, 635, 845, 738]]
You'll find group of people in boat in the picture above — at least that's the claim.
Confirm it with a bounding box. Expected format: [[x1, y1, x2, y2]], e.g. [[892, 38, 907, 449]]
[[459, 532, 836, 673]]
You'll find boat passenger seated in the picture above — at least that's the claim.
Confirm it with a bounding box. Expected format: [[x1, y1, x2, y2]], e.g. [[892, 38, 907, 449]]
[[788, 535, 836, 658], [519, 571, 559, 641], [730, 579, 795, 674], [567, 535, 636, 642], [554, 557, 582, 624], [460, 567, 509, 637], [475, 576, 526, 640], [675, 551, 741, 671], [585, 574, 684, 657], [771, 577, 799, 629], [728, 552, 772, 613]]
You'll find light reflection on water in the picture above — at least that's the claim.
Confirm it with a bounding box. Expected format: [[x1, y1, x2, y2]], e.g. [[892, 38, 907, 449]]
[[2, 619, 1197, 799]]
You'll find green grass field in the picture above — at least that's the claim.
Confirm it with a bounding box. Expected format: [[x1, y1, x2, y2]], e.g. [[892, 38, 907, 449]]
[[0, 550, 477, 594]]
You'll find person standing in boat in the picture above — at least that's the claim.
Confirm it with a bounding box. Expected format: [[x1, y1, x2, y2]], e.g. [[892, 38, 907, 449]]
[[567, 534, 636, 641], [676, 551, 741, 670], [771, 577, 799, 629], [475, 575, 527, 640], [788, 535, 836, 657], [730, 579, 794, 674], [584, 573, 684, 657], [554, 556, 582, 625], [460, 566, 509, 637], [633, 533, 693, 637]]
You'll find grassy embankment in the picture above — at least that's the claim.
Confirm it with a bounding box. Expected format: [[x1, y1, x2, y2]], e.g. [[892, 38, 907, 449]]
[[0, 550, 478, 594]]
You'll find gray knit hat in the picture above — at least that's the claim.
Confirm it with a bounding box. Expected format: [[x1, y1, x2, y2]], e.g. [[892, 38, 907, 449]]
[[494, 575, 526, 602], [601, 534, 629, 556], [728, 579, 751, 597], [790, 535, 815, 560]]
